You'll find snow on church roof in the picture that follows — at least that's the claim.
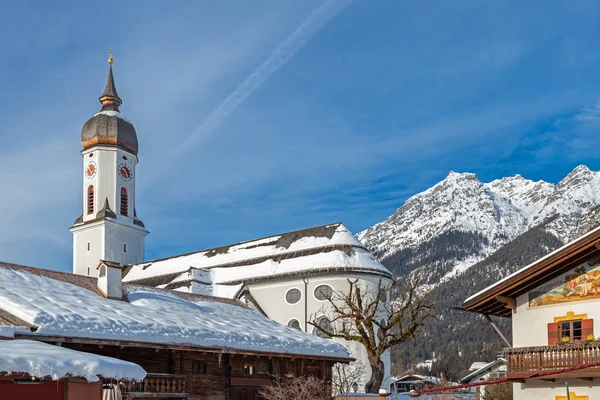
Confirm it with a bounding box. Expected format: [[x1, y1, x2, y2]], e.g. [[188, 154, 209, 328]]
[[0, 339, 146, 382], [0, 262, 350, 360], [123, 223, 391, 295]]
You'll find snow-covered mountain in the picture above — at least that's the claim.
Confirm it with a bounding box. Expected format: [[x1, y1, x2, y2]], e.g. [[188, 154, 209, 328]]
[[358, 165, 600, 284], [357, 165, 600, 379]]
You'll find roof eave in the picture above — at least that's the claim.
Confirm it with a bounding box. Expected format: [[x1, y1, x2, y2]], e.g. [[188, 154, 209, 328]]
[[462, 226, 600, 316]]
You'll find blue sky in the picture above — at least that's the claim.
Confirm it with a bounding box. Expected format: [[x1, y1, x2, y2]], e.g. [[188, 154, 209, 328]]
[[3, 1, 600, 272]]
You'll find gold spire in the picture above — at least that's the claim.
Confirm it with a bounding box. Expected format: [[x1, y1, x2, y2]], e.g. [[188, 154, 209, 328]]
[[108, 48, 114, 65]]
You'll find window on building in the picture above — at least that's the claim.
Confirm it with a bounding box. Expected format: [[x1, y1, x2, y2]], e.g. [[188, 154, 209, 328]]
[[379, 289, 388, 303], [314, 285, 333, 301], [286, 288, 301, 304], [123, 243, 127, 253], [86, 242, 91, 252], [192, 360, 207, 374], [120, 187, 128, 216], [287, 319, 301, 330], [86, 266, 91, 276], [98, 265, 106, 278], [243, 365, 255, 375], [560, 320, 583, 342], [87, 186, 94, 214], [313, 316, 332, 339]]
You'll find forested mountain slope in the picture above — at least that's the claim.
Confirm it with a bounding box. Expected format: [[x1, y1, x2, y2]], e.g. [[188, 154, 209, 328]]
[[358, 166, 600, 379]]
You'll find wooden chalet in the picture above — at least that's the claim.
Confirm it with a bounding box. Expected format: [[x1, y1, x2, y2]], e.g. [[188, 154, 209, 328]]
[[462, 225, 600, 400], [0, 261, 351, 400]]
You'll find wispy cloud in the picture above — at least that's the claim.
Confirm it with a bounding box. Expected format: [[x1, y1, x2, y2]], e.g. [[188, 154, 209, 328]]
[[174, 0, 352, 154]]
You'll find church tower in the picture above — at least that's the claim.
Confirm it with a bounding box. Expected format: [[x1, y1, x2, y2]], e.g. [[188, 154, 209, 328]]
[[70, 51, 148, 277]]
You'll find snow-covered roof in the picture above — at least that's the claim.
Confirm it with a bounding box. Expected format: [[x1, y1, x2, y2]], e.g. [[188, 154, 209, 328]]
[[123, 223, 391, 296], [460, 359, 507, 384], [392, 374, 441, 384], [0, 262, 350, 360], [0, 339, 146, 382], [468, 362, 490, 371]]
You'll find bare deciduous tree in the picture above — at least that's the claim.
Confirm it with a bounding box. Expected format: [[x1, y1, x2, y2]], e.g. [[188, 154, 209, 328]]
[[309, 277, 434, 394], [331, 360, 366, 395], [259, 376, 332, 400]]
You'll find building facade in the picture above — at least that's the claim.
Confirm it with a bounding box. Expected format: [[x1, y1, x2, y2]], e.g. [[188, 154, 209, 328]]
[[462, 226, 600, 400]]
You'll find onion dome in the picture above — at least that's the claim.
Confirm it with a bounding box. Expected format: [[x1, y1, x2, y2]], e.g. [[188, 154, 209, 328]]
[[81, 50, 138, 155]]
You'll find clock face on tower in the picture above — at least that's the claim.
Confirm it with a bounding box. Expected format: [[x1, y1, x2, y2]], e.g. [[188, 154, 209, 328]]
[[85, 161, 97, 179], [118, 163, 133, 182]]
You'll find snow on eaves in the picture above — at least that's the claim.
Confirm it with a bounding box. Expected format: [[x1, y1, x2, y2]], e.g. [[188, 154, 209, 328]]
[[0, 266, 349, 360], [0, 339, 146, 382]]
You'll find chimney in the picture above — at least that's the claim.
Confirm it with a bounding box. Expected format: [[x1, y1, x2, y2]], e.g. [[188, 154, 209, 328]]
[[96, 260, 123, 300]]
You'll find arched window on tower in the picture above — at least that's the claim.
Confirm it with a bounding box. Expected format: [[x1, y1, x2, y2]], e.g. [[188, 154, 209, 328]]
[[87, 186, 94, 215], [120, 187, 128, 216]]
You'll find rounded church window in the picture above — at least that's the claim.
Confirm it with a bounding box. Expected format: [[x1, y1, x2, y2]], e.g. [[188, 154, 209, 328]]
[[287, 319, 301, 330], [314, 285, 333, 301], [286, 288, 302, 304], [313, 316, 332, 339]]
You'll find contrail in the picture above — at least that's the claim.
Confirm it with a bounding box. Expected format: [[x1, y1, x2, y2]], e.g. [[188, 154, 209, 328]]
[[174, 0, 352, 154]]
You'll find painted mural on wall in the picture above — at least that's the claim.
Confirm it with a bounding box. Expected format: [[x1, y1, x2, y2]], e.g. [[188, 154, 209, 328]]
[[529, 259, 600, 307]]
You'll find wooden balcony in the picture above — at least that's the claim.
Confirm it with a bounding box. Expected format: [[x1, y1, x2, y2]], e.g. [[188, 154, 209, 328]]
[[505, 342, 600, 376], [122, 373, 187, 399]]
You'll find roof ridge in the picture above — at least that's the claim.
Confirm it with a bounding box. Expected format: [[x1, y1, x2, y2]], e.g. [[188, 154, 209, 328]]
[[135, 222, 345, 264], [126, 243, 374, 282]]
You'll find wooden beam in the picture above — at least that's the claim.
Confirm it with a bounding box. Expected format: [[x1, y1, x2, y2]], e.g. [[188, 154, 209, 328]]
[[13, 333, 353, 363], [578, 377, 594, 382], [484, 314, 512, 348], [464, 233, 600, 310], [540, 378, 556, 382], [495, 296, 516, 310]]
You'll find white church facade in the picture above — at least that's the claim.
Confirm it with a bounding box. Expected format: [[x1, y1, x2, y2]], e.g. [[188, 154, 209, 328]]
[[71, 58, 393, 391]]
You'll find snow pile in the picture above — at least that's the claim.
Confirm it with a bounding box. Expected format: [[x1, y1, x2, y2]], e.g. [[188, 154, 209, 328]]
[[124, 223, 390, 294], [0, 340, 146, 382], [0, 266, 349, 359], [94, 110, 131, 123]]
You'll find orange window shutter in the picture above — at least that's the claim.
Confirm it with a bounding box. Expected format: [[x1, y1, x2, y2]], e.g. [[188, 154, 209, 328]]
[[548, 322, 559, 345], [582, 319, 594, 340]]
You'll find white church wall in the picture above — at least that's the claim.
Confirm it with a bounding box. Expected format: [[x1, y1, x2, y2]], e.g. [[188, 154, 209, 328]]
[[72, 222, 105, 276], [247, 272, 392, 391], [104, 221, 145, 266]]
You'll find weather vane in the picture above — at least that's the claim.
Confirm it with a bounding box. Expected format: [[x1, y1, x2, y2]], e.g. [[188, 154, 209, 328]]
[[108, 48, 114, 65]]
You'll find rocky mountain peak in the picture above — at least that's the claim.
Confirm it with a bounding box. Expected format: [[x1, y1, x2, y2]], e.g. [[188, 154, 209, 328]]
[[358, 165, 600, 282]]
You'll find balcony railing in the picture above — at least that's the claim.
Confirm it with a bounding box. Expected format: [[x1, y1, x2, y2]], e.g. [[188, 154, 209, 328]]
[[505, 342, 600, 373], [122, 373, 187, 398]]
